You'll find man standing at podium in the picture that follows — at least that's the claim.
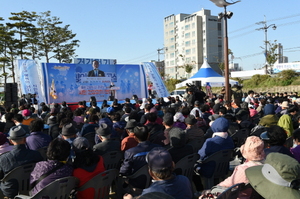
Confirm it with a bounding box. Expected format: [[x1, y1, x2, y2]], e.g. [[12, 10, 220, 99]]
[[88, 60, 105, 77]]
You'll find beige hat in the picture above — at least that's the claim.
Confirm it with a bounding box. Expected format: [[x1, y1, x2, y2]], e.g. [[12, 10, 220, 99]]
[[240, 136, 265, 161], [281, 101, 289, 108]]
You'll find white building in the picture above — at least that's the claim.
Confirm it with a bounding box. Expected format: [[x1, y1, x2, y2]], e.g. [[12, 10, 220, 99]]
[[164, 9, 223, 79]]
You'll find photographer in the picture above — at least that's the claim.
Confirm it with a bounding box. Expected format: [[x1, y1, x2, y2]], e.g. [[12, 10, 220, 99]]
[[185, 87, 196, 108]]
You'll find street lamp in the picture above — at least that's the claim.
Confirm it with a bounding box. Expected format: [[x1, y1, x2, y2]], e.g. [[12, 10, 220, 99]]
[[210, 0, 240, 102], [256, 16, 276, 74]]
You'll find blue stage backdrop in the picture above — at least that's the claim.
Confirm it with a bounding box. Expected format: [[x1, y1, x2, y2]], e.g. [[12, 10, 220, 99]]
[[37, 62, 148, 104]]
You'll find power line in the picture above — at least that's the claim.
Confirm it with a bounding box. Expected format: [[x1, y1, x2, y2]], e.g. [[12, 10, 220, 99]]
[[229, 13, 300, 34], [119, 51, 157, 63]]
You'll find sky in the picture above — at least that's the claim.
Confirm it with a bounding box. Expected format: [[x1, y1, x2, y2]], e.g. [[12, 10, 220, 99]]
[[0, 0, 299, 71]]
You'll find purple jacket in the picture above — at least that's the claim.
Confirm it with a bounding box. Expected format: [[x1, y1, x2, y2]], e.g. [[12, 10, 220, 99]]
[[26, 131, 52, 150], [30, 160, 73, 195], [291, 145, 300, 163]]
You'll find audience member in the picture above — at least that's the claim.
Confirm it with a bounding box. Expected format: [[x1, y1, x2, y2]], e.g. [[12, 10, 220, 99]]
[[120, 126, 160, 189], [121, 119, 139, 151], [72, 137, 105, 199], [26, 119, 52, 150], [93, 123, 120, 156], [12, 114, 30, 134], [184, 115, 204, 152], [30, 138, 73, 195], [246, 153, 300, 199], [0, 126, 43, 198], [0, 132, 13, 154], [260, 125, 294, 158], [124, 147, 193, 199]]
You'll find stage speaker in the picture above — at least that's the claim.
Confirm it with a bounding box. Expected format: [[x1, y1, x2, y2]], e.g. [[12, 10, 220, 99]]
[[90, 96, 97, 102], [5, 83, 18, 108], [108, 95, 115, 101]]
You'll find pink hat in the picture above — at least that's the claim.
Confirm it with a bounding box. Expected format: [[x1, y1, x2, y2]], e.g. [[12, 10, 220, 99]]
[[22, 109, 31, 117], [240, 136, 265, 161]]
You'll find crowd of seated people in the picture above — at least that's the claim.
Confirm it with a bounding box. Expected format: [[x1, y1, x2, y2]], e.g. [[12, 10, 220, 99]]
[[0, 89, 300, 198]]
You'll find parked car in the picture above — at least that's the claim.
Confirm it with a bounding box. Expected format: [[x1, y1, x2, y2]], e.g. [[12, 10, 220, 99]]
[[170, 89, 185, 101]]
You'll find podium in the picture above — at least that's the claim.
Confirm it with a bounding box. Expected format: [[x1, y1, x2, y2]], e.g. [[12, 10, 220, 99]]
[[108, 86, 120, 101]]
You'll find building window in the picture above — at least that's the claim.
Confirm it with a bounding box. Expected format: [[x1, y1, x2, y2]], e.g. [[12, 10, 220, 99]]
[[170, 30, 174, 35], [192, 39, 196, 45], [185, 33, 190, 38], [170, 37, 174, 42], [170, 53, 175, 58], [192, 23, 195, 29], [185, 41, 191, 47], [192, 48, 196, 54], [186, 49, 191, 55], [192, 31, 195, 37], [170, 60, 175, 65], [185, 24, 190, 30]]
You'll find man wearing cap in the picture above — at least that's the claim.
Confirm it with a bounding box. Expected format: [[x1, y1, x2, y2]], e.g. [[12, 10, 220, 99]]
[[120, 126, 160, 189], [93, 123, 120, 156], [0, 126, 43, 198], [61, 123, 78, 144], [124, 147, 193, 199], [60, 123, 78, 162], [121, 119, 139, 151]]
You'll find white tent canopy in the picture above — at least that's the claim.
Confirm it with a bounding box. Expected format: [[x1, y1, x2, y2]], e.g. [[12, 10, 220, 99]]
[[175, 60, 238, 88]]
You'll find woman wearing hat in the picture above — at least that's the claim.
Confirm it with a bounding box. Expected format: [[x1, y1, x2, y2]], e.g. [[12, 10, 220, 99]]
[[200, 136, 265, 199], [246, 153, 300, 199]]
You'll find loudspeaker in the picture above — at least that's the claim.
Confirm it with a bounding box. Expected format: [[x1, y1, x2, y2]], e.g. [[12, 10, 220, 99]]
[[193, 81, 202, 90], [5, 83, 18, 108], [108, 95, 115, 101]]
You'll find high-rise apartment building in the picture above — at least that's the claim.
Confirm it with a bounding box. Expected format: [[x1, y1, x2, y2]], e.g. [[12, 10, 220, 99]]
[[164, 9, 223, 79]]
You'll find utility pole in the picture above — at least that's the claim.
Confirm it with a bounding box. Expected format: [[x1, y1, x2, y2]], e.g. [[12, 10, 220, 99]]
[[256, 16, 276, 74]]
